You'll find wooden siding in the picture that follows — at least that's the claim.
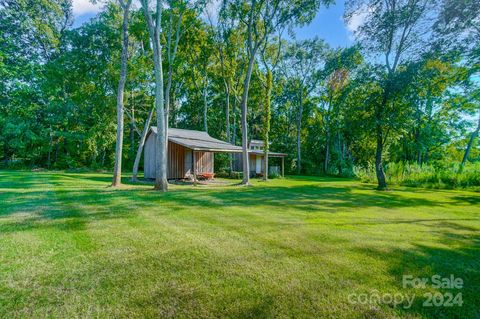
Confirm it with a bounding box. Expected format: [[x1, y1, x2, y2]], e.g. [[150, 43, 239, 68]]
[[168, 141, 186, 179], [232, 153, 264, 176], [194, 151, 214, 174], [144, 133, 156, 179], [144, 131, 215, 179]]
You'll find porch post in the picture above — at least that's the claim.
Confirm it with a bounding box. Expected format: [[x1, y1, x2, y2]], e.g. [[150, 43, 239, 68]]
[[193, 151, 197, 186], [281, 157, 284, 177]]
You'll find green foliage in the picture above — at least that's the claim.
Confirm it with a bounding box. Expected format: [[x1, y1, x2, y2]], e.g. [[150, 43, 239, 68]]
[[0, 0, 478, 187], [355, 161, 480, 189]]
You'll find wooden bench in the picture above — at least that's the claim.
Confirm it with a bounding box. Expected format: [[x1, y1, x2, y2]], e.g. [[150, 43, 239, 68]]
[[197, 172, 215, 180]]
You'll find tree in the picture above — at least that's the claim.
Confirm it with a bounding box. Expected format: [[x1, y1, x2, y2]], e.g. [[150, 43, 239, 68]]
[[280, 38, 328, 174], [226, 0, 331, 185], [112, 0, 133, 187], [258, 34, 283, 181], [346, 0, 436, 189], [461, 110, 480, 167], [132, 1, 192, 182], [434, 0, 480, 169], [208, 4, 246, 172], [140, 0, 168, 191], [321, 46, 362, 174]]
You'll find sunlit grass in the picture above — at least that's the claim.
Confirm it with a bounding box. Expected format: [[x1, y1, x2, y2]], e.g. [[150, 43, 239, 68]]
[[0, 171, 479, 318]]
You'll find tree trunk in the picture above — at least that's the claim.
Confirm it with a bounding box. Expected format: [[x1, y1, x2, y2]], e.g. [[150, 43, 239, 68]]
[[324, 97, 332, 174], [112, 4, 131, 187], [375, 94, 388, 190], [141, 0, 167, 191], [164, 7, 182, 133], [415, 102, 422, 164], [54, 141, 59, 164], [225, 81, 232, 173], [165, 64, 173, 133], [232, 96, 237, 145], [47, 128, 53, 169], [461, 110, 480, 168], [262, 70, 272, 181], [203, 77, 208, 132], [375, 125, 387, 190], [132, 107, 154, 181], [130, 92, 135, 161], [153, 45, 168, 191], [240, 54, 255, 185], [296, 89, 303, 175], [324, 138, 330, 174]]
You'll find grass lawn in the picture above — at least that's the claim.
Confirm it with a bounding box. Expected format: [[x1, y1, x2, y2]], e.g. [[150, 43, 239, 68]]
[[0, 170, 479, 318]]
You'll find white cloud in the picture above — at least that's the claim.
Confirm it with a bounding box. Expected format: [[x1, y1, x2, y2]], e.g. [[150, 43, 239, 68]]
[[72, 0, 103, 16], [202, 0, 221, 25], [345, 10, 368, 34], [343, 4, 375, 40]]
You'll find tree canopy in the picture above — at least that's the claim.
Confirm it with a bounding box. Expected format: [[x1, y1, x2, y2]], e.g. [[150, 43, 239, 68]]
[[0, 0, 478, 189]]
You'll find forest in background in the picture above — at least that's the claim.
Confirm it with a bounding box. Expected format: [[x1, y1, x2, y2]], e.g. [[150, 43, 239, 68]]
[[1, 0, 479, 189]]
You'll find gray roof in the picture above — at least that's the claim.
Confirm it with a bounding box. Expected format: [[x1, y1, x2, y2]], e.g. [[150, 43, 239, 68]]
[[149, 127, 243, 153], [248, 150, 287, 157], [250, 139, 264, 145]]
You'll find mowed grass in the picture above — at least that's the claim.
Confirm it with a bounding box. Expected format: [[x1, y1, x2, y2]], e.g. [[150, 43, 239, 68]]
[[0, 171, 479, 318]]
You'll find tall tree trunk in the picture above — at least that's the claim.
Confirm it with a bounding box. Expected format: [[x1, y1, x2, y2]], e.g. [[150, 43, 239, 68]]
[[324, 96, 333, 174], [164, 7, 182, 133], [203, 77, 208, 132], [152, 44, 168, 191], [132, 107, 154, 181], [232, 97, 237, 145], [415, 102, 422, 164], [112, 2, 131, 187], [225, 81, 232, 172], [240, 55, 255, 185], [461, 110, 480, 168], [130, 91, 135, 161], [423, 95, 434, 164], [375, 125, 387, 189], [165, 65, 173, 128], [296, 89, 303, 174], [262, 70, 272, 181], [324, 137, 330, 174], [141, 0, 168, 191], [47, 127, 53, 169], [375, 94, 388, 190], [54, 141, 59, 164]]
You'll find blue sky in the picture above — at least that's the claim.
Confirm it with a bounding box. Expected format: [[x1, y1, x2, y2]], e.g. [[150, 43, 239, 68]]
[[296, 0, 353, 48], [71, 0, 354, 48]]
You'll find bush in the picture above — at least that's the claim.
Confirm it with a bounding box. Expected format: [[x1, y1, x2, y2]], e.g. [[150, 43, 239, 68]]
[[354, 161, 480, 189], [215, 170, 243, 179]]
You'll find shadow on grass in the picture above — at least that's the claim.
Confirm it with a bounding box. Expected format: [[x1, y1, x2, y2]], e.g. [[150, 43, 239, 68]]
[[1, 171, 479, 318], [351, 231, 480, 318], [0, 172, 458, 237]]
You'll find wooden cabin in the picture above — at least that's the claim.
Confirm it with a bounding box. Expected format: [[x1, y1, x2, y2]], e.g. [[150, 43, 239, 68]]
[[144, 127, 242, 179], [233, 139, 287, 177]]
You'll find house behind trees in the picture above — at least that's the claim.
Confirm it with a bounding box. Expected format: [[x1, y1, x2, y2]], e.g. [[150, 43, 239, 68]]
[[144, 128, 286, 180]]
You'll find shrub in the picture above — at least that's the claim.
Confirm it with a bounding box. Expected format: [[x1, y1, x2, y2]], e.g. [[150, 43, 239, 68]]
[[354, 161, 480, 189]]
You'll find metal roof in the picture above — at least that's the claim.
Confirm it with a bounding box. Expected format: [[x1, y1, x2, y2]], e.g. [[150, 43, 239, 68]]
[[248, 150, 288, 157], [149, 127, 243, 153]]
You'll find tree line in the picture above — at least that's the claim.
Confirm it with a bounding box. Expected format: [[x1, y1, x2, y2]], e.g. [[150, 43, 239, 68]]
[[0, 0, 478, 190]]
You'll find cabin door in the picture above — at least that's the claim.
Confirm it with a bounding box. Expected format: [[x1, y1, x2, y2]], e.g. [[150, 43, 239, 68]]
[[184, 149, 192, 176], [255, 156, 262, 174]]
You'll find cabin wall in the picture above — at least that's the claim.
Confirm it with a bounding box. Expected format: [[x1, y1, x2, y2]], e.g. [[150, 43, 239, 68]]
[[144, 132, 215, 179], [168, 141, 187, 179], [194, 151, 214, 174], [249, 154, 256, 174], [144, 133, 156, 179], [232, 153, 264, 176]]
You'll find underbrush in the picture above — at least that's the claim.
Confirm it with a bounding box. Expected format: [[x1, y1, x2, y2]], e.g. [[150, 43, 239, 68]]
[[355, 162, 480, 189]]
